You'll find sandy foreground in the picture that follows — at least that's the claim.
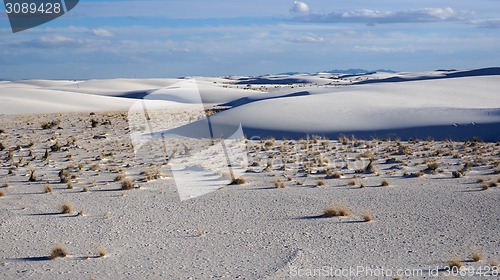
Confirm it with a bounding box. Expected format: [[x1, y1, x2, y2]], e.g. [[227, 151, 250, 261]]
[[0, 70, 499, 279]]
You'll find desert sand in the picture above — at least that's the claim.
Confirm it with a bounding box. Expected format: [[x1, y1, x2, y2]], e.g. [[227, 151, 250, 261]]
[[0, 69, 499, 279]]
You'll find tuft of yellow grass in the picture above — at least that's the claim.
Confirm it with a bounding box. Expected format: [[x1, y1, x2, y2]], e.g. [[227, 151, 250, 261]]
[[471, 251, 482, 262], [362, 212, 373, 222], [448, 258, 463, 269], [230, 176, 246, 185], [273, 178, 285, 188], [98, 246, 107, 257], [0, 190, 5, 197], [317, 179, 325, 187], [381, 179, 389, 186], [121, 178, 134, 190], [60, 201, 73, 214], [50, 243, 68, 259], [44, 184, 52, 193], [324, 204, 350, 217]]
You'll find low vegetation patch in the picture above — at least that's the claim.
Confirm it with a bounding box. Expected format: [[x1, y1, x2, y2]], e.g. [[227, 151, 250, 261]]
[[50, 243, 68, 259], [323, 204, 350, 217]]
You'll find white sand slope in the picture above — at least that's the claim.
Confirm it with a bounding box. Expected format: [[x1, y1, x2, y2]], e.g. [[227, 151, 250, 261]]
[[167, 76, 500, 141]]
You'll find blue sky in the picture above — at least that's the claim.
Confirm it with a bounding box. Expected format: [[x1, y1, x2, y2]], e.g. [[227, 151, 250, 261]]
[[1, 0, 499, 79]]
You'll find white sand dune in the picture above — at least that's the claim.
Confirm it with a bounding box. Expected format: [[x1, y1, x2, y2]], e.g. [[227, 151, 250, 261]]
[[166, 75, 500, 141]]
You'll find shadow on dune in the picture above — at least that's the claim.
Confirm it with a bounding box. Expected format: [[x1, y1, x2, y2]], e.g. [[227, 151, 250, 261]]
[[162, 117, 500, 142], [220, 91, 309, 108], [355, 67, 500, 85]]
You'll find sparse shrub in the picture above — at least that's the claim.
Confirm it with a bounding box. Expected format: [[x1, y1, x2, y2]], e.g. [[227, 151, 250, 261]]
[[98, 246, 106, 257], [28, 168, 37, 182], [324, 204, 350, 217], [326, 170, 343, 179], [91, 119, 99, 128], [59, 169, 69, 183], [490, 258, 499, 268], [452, 171, 462, 178], [0, 190, 5, 197], [481, 183, 489, 191], [477, 178, 485, 183], [471, 251, 482, 262], [50, 142, 61, 152], [363, 212, 373, 222], [426, 162, 439, 172], [359, 182, 366, 188], [141, 169, 163, 181], [82, 186, 89, 193], [50, 243, 68, 259], [44, 185, 52, 193], [41, 120, 60, 130], [121, 178, 135, 190], [347, 180, 356, 186], [66, 181, 73, 189], [230, 176, 246, 185], [114, 173, 126, 182], [381, 179, 389, 187], [448, 258, 463, 269], [273, 178, 285, 188], [60, 201, 73, 214], [317, 179, 325, 187]]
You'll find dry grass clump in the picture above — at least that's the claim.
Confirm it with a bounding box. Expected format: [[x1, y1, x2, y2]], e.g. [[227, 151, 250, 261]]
[[44, 184, 53, 193], [41, 120, 61, 130], [359, 182, 366, 188], [141, 169, 163, 182], [471, 251, 482, 262], [98, 246, 106, 257], [60, 201, 73, 214], [323, 204, 350, 217], [0, 142, 4, 151], [326, 169, 343, 179], [381, 179, 390, 187], [448, 258, 463, 269], [481, 183, 489, 191], [317, 179, 325, 187], [50, 243, 68, 259], [114, 173, 126, 182], [1, 183, 9, 188], [0, 190, 5, 197], [490, 258, 499, 268], [230, 176, 246, 185], [347, 180, 356, 186], [273, 178, 285, 188], [66, 181, 73, 189], [82, 186, 89, 193], [356, 159, 377, 174], [426, 162, 439, 173], [362, 212, 373, 222], [120, 178, 135, 190], [28, 168, 37, 182]]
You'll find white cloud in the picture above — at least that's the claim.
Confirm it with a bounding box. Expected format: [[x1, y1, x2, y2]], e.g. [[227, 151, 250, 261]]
[[290, 1, 310, 14], [91, 28, 114, 37], [293, 7, 468, 24], [286, 34, 324, 44], [469, 18, 500, 29]]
